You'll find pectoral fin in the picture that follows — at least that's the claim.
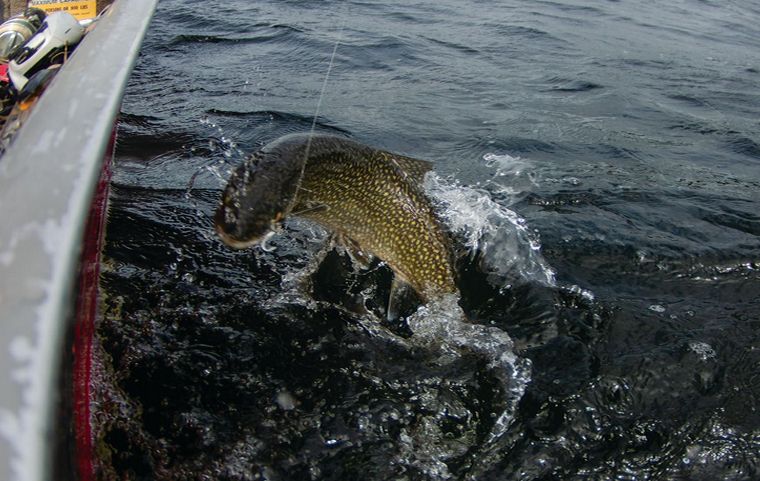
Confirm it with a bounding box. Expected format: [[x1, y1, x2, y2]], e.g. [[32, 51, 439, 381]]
[[335, 233, 374, 269], [387, 275, 416, 321]]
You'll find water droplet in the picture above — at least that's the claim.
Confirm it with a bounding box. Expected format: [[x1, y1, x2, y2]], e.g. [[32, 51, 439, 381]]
[[688, 341, 716, 361], [275, 390, 297, 410]]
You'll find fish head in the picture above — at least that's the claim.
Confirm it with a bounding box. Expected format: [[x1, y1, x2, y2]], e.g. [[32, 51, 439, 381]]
[[214, 144, 304, 249]]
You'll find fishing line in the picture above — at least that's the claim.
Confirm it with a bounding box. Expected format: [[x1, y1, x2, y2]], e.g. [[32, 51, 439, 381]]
[[303, 9, 348, 163], [290, 202, 329, 217]]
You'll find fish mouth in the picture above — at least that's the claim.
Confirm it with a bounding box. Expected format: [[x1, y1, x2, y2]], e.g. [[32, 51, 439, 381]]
[[215, 224, 278, 252], [214, 222, 263, 250]]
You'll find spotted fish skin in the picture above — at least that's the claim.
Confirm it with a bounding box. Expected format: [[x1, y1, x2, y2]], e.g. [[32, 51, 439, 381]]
[[215, 133, 457, 301]]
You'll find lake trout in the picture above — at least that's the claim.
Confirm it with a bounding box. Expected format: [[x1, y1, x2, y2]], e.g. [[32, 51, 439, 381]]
[[214, 133, 457, 310]]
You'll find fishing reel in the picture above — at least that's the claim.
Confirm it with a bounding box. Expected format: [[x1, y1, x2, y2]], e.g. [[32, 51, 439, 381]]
[[0, 8, 46, 62], [0, 8, 46, 118], [0, 9, 84, 128], [8, 11, 84, 90]]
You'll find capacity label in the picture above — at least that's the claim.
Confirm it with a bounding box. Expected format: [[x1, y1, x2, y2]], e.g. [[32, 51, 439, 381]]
[[30, 0, 97, 21]]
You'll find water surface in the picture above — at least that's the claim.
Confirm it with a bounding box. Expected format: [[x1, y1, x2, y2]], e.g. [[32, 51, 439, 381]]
[[97, 0, 760, 479]]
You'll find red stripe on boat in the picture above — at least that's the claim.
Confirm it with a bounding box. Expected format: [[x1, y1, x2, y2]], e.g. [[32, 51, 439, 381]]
[[73, 125, 116, 481]]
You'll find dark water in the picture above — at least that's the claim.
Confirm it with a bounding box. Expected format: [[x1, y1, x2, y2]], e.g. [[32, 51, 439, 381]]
[[97, 0, 760, 479]]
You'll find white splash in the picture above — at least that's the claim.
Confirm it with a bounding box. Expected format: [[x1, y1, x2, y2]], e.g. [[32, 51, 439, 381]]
[[199, 116, 246, 165], [688, 341, 716, 361], [407, 295, 532, 443], [275, 390, 297, 410], [649, 304, 666, 313], [425, 167, 555, 288], [482, 152, 539, 204]]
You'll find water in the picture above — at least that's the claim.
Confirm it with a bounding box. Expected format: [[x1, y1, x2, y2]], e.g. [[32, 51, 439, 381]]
[[96, 0, 760, 479]]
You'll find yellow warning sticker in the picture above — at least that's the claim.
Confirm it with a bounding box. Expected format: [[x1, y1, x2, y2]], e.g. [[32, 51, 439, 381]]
[[30, 0, 97, 21]]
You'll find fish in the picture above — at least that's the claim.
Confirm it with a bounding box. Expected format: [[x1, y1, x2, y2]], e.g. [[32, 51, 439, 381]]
[[214, 132, 457, 313]]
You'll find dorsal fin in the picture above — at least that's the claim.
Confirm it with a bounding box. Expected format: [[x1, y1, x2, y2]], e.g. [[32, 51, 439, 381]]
[[385, 152, 434, 185]]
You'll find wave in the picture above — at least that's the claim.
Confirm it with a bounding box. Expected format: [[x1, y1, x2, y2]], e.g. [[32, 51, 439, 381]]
[[204, 109, 352, 136], [167, 30, 295, 47]]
